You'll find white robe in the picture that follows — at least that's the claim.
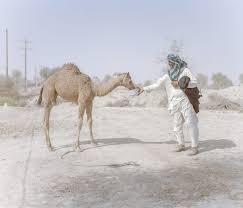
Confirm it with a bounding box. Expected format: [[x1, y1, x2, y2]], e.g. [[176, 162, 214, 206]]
[[143, 74, 199, 147]]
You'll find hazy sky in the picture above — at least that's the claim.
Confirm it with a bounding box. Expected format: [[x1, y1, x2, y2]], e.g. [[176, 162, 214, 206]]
[[0, 0, 242, 83]]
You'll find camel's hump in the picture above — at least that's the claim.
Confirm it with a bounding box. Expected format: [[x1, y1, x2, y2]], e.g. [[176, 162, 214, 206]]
[[61, 63, 82, 75]]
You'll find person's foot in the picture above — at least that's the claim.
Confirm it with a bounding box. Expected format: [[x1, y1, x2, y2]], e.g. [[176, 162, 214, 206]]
[[188, 147, 199, 156], [174, 144, 186, 152]]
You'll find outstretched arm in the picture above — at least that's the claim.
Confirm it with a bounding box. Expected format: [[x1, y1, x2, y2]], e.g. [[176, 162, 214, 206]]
[[138, 75, 167, 95], [143, 75, 166, 92]]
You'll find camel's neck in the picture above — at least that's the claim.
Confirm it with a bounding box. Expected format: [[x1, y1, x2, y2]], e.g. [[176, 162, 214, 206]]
[[93, 77, 123, 97]]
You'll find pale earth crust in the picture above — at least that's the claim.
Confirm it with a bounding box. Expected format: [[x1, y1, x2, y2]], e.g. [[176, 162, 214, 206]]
[[0, 103, 243, 208], [1, 64, 243, 207]]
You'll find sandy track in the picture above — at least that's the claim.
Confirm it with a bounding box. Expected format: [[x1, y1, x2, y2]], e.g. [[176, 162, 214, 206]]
[[0, 104, 243, 208]]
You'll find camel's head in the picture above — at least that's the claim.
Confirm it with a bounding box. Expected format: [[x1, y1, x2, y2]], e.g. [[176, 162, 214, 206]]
[[120, 72, 136, 90]]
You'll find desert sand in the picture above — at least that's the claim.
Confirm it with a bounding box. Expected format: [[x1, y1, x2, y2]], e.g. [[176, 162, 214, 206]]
[[1, 86, 243, 208]]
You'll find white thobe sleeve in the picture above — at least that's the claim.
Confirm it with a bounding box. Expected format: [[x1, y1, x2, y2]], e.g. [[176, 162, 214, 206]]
[[143, 75, 167, 92]]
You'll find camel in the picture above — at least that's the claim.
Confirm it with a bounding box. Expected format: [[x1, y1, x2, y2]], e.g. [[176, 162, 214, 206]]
[[37, 63, 136, 151]]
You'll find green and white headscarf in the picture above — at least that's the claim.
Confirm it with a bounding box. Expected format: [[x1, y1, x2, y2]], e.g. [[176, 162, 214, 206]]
[[167, 54, 187, 81]]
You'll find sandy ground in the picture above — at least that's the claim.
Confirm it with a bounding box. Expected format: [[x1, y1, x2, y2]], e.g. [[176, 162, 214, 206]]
[[0, 103, 243, 208]]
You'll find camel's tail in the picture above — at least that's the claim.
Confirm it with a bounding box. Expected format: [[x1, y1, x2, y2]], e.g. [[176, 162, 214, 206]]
[[37, 87, 44, 105]]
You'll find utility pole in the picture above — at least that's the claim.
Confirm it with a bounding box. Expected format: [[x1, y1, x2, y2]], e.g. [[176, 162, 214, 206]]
[[35, 67, 38, 88], [5, 29, 8, 78], [24, 40, 27, 91], [21, 39, 31, 92]]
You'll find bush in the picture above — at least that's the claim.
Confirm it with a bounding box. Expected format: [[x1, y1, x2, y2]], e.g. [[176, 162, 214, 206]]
[[143, 80, 152, 87], [211, 73, 233, 89], [11, 69, 23, 85], [0, 96, 27, 107], [102, 74, 112, 83], [239, 74, 243, 84], [92, 76, 101, 85], [0, 76, 29, 106], [0, 76, 19, 97], [40, 66, 60, 80], [196, 73, 208, 89]]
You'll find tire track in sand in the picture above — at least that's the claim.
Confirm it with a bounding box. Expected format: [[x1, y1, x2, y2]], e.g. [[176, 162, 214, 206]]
[[18, 109, 38, 208]]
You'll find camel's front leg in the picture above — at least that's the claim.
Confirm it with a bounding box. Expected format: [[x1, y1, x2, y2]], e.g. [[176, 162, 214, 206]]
[[43, 105, 54, 151], [86, 102, 97, 145], [74, 102, 85, 151]]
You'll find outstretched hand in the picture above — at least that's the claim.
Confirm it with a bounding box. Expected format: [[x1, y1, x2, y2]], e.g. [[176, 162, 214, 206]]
[[136, 87, 144, 95], [129, 87, 144, 97]]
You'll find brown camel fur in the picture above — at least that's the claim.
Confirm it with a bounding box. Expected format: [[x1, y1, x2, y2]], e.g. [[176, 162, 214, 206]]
[[38, 63, 136, 151]]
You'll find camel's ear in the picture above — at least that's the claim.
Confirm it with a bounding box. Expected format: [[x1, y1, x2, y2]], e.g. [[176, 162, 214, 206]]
[[126, 72, 131, 78]]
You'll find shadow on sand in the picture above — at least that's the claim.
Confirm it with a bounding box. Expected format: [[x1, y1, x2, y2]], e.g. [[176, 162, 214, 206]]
[[160, 139, 236, 153], [58, 138, 236, 158], [58, 137, 163, 158], [56, 137, 163, 150]]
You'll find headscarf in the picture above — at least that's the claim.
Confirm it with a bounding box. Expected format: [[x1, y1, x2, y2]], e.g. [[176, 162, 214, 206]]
[[167, 54, 187, 81]]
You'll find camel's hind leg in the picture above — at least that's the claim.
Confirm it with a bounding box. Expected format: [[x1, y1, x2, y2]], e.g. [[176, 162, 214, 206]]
[[43, 105, 54, 151], [42, 85, 57, 151], [86, 102, 97, 145], [74, 102, 86, 152]]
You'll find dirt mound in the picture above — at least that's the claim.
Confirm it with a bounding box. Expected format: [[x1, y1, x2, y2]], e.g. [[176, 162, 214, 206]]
[[0, 77, 26, 106], [216, 85, 243, 106], [24, 85, 243, 111], [94, 87, 167, 108], [0, 77, 19, 97], [200, 93, 242, 111]]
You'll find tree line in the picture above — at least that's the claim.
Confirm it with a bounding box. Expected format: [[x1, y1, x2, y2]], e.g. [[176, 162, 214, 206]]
[[144, 73, 242, 89], [6, 67, 243, 90]]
